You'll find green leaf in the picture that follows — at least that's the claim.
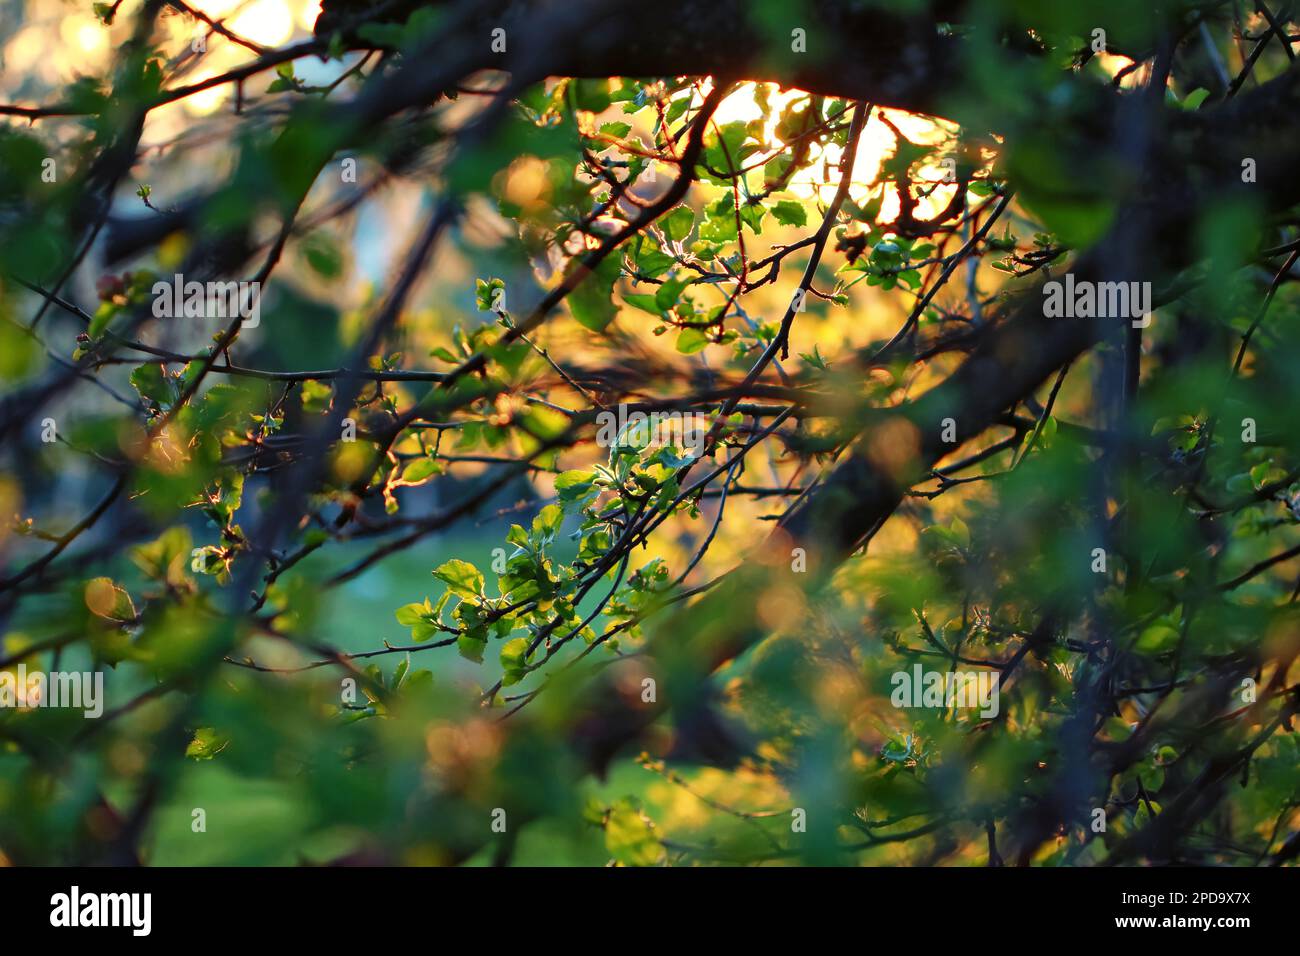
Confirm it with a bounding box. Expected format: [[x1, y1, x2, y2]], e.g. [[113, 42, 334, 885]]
[[394, 603, 428, 627], [500, 636, 530, 671], [185, 728, 230, 760], [799, 345, 829, 370], [655, 274, 690, 312], [675, 328, 710, 354], [531, 503, 564, 539], [702, 121, 751, 179], [502, 578, 541, 602], [949, 516, 970, 548], [357, 22, 406, 47], [1136, 623, 1180, 654], [634, 249, 676, 278], [739, 202, 766, 235], [433, 559, 484, 598], [476, 277, 506, 312], [568, 256, 620, 332], [764, 154, 793, 188], [1104, 717, 1134, 742], [401, 458, 441, 484], [457, 628, 487, 663], [621, 292, 662, 315], [1225, 472, 1253, 495], [500, 635, 534, 685], [1134, 799, 1162, 827], [129, 364, 172, 407], [519, 404, 569, 441], [604, 798, 665, 866], [301, 234, 343, 279], [1249, 462, 1278, 488], [571, 79, 611, 113], [555, 469, 596, 502], [661, 206, 695, 243], [700, 193, 739, 243], [85, 577, 136, 621], [400, 6, 443, 48], [301, 379, 332, 414], [771, 200, 808, 227]]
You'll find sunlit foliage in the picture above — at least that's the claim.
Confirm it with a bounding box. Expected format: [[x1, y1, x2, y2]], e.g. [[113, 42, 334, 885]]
[[0, 0, 1298, 866]]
